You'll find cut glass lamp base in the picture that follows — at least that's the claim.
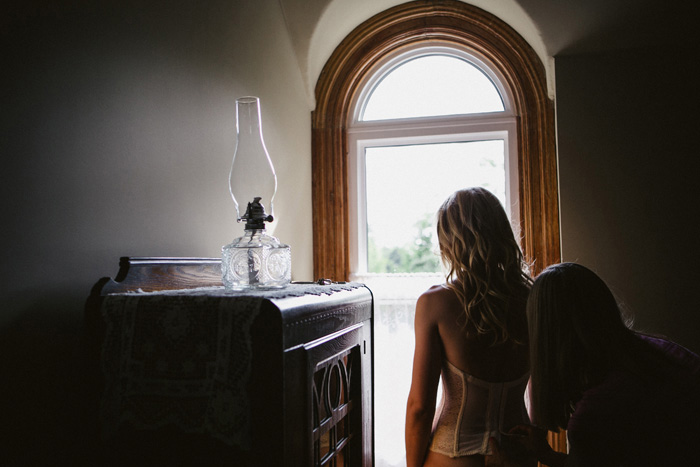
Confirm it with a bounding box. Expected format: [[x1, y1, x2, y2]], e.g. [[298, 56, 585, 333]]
[[222, 229, 291, 290]]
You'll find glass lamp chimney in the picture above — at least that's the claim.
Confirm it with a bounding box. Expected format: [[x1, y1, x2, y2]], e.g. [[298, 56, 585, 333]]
[[229, 96, 277, 221], [222, 96, 291, 290]]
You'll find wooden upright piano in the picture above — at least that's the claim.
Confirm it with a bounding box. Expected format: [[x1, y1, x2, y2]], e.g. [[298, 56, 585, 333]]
[[84, 257, 374, 466]]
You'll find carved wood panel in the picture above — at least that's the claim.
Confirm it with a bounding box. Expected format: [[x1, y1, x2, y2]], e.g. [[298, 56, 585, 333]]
[[312, 347, 359, 466], [303, 322, 372, 467]]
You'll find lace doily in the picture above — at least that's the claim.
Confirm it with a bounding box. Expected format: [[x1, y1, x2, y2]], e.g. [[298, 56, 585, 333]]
[[122, 281, 364, 298], [100, 282, 364, 449]]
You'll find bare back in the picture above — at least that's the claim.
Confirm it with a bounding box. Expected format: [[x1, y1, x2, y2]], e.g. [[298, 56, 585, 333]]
[[406, 283, 530, 467], [426, 284, 529, 382], [417, 284, 529, 467]]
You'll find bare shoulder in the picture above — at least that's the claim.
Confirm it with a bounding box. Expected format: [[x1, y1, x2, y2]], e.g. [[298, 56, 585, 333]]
[[417, 284, 453, 305], [415, 284, 461, 323]]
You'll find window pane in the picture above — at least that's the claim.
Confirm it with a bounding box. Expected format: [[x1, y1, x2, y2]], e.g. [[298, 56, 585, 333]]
[[364, 140, 506, 467], [361, 55, 505, 121], [365, 140, 506, 273]]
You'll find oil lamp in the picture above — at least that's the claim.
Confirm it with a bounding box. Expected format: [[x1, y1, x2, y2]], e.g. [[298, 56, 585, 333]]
[[222, 96, 291, 290]]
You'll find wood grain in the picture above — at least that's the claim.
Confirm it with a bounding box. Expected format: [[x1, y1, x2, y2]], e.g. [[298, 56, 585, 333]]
[[311, 0, 561, 280], [311, 0, 564, 455], [100, 256, 223, 293]]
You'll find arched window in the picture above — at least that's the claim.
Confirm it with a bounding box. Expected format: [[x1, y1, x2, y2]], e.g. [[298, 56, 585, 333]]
[[347, 44, 520, 279], [312, 0, 563, 463], [312, 0, 560, 281], [358, 50, 505, 120], [348, 43, 526, 465]]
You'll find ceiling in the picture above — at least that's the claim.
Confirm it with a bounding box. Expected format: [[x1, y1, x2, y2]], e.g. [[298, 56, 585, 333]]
[[516, 0, 700, 55], [279, 0, 700, 105]]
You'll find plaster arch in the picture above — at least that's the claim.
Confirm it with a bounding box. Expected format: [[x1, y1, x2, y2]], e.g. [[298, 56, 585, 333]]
[[305, 0, 554, 104], [310, 0, 561, 283]]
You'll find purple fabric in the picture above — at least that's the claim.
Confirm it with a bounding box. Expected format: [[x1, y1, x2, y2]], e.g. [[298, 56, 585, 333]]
[[565, 335, 700, 466]]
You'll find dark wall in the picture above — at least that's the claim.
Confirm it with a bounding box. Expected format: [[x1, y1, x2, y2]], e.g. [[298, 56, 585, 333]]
[[0, 1, 310, 463], [556, 44, 700, 353]]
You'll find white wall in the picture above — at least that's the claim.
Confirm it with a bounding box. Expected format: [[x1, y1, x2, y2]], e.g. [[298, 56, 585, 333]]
[[1, 0, 313, 329], [0, 2, 312, 459]]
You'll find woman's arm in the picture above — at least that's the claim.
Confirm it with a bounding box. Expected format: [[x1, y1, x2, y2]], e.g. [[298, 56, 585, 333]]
[[405, 293, 443, 467]]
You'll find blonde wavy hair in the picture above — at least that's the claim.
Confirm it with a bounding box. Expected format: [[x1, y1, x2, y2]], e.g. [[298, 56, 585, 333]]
[[437, 187, 532, 344]]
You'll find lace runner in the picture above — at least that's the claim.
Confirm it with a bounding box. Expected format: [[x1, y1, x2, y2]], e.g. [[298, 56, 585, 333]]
[[100, 283, 364, 449]]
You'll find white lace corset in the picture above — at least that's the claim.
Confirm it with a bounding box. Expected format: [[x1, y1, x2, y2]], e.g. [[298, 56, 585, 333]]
[[429, 360, 530, 456]]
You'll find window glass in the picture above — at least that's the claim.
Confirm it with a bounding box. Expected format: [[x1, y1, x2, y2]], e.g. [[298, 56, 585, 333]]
[[311, 3, 560, 463], [365, 141, 506, 273], [350, 46, 515, 467], [361, 55, 505, 121]]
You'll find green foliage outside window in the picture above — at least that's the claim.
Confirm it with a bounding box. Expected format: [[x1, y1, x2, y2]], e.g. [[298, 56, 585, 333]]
[[368, 215, 441, 273]]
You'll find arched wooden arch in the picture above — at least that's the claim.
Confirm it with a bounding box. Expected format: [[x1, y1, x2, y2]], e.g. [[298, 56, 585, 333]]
[[312, 0, 561, 280]]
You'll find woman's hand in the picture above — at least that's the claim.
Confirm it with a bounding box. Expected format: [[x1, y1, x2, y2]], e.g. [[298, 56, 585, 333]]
[[485, 438, 528, 467], [504, 425, 567, 467], [506, 424, 551, 459]]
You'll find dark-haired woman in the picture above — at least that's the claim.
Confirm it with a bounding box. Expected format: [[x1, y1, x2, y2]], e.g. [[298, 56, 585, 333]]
[[487, 262, 700, 467], [405, 188, 533, 467]]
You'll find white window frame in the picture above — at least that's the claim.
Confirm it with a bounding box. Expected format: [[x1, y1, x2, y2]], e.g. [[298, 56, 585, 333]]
[[353, 43, 514, 121], [347, 43, 519, 277]]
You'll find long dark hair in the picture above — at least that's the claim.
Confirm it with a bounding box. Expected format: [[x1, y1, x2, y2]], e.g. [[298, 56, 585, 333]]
[[526, 262, 699, 430], [437, 187, 531, 344], [527, 263, 644, 429]]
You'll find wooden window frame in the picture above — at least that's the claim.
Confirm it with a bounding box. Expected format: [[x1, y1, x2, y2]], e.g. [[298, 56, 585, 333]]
[[312, 0, 560, 282], [312, 2, 564, 453]]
